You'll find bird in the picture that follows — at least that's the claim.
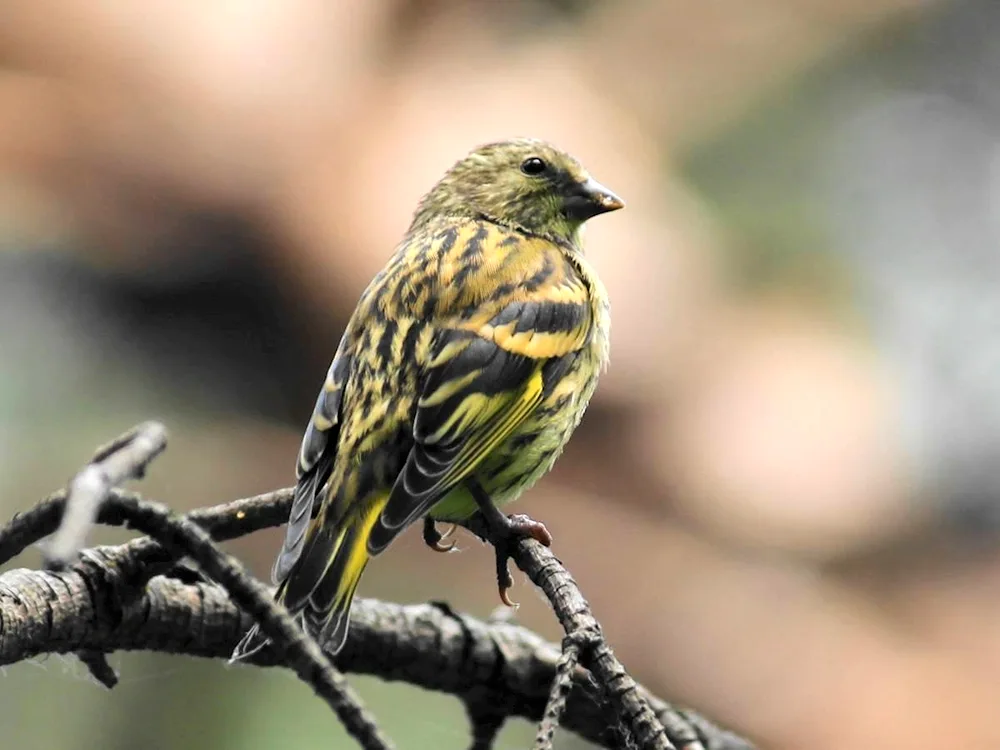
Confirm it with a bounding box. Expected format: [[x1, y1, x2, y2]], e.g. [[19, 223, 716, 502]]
[[232, 138, 623, 661]]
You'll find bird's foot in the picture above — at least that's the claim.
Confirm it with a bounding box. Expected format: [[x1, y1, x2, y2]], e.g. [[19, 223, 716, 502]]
[[423, 517, 457, 553], [482, 511, 553, 608], [497, 513, 553, 547]]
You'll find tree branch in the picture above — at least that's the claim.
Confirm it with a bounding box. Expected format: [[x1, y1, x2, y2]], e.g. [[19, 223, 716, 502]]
[[0, 424, 754, 750], [533, 632, 585, 750], [0, 487, 295, 572], [0, 544, 751, 750], [462, 516, 707, 750], [40, 421, 169, 690], [105, 495, 393, 750], [21, 425, 392, 750]]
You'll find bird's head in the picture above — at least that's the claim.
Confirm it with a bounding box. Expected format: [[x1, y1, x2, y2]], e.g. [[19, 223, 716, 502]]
[[410, 138, 624, 245]]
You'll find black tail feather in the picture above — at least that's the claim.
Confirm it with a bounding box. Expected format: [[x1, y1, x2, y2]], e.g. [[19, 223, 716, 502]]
[[229, 623, 270, 663]]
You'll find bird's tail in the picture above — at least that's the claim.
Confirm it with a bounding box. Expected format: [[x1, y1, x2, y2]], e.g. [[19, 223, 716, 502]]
[[229, 575, 298, 663], [230, 620, 271, 663], [230, 492, 388, 662]]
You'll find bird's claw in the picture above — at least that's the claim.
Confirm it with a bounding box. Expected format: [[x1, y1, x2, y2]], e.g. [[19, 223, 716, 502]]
[[495, 541, 519, 608], [433, 524, 457, 552], [423, 519, 458, 553], [498, 582, 519, 609], [488, 512, 553, 609]]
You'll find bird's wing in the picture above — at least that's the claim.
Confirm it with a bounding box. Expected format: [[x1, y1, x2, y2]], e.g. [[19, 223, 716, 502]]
[[271, 341, 352, 584], [367, 292, 591, 554]]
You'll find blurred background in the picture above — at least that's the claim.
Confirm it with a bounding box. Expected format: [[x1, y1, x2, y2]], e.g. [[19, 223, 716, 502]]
[[4, 0, 1000, 747]]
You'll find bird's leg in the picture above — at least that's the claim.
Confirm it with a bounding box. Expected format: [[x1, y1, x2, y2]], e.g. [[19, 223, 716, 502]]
[[422, 517, 457, 552], [468, 479, 552, 608]]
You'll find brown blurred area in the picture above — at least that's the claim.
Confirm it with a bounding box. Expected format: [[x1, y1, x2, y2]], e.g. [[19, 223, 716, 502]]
[[5, 1, 1000, 748]]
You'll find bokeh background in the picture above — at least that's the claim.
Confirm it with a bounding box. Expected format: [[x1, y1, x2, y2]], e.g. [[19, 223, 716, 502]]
[[4, 0, 1000, 747]]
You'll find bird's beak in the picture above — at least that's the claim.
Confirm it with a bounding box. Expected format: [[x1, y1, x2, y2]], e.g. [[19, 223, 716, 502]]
[[563, 177, 625, 221]]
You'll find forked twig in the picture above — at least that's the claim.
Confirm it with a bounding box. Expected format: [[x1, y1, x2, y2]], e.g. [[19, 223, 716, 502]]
[[462, 515, 706, 750], [31, 424, 393, 750]]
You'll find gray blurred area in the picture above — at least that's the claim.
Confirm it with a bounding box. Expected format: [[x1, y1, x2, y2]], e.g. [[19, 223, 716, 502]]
[[826, 0, 1000, 528], [5, 1, 1000, 748]]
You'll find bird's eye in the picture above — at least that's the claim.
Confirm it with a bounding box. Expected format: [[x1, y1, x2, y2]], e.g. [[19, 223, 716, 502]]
[[520, 157, 548, 176]]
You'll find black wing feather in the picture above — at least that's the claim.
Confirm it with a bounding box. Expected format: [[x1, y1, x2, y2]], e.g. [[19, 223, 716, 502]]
[[367, 326, 540, 555], [272, 348, 351, 584]]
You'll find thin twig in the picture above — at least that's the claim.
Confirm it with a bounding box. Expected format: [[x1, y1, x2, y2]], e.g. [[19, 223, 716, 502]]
[[30, 425, 392, 750], [40, 422, 168, 688], [77, 649, 119, 689], [0, 487, 295, 573], [95, 492, 393, 750], [44, 422, 168, 569], [462, 516, 704, 750], [533, 632, 587, 750]]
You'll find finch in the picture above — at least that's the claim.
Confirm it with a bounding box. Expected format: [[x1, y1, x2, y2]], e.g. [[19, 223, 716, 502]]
[[233, 138, 623, 659]]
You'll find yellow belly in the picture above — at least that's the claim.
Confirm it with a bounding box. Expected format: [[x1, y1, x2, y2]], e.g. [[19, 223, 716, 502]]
[[428, 346, 602, 522], [429, 247, 609, 523]]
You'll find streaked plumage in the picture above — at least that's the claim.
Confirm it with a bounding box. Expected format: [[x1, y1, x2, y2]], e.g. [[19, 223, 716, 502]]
[[233, 138, 622, 660]]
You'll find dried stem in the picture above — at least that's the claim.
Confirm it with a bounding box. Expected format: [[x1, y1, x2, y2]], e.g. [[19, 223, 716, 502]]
[[44, 421, 168, 568]]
